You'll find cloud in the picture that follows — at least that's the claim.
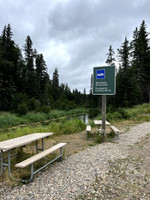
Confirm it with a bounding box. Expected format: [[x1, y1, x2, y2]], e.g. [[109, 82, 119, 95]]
[[0, 0, 150, 92]]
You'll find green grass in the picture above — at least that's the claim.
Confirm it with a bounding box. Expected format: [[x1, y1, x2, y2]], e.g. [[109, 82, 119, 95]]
[[106, 103, 150, 122], [0, 119, 86, 141], [0, 108, 88, 130]]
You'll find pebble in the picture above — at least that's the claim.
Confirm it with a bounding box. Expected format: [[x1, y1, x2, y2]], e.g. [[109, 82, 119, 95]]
[[0, 122, 150, 200]]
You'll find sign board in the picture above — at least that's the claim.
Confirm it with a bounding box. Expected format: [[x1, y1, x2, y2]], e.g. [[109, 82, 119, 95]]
[[93, 66, 116, 95]]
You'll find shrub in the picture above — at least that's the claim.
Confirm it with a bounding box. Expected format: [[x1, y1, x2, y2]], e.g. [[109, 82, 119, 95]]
[[41, 105, 51, 114], [95, 134, 103, 144], [89, 108, 100, 119], [62, 119, 86, 134], [27, 98, 41, 111], [17, 103, 28, 116]]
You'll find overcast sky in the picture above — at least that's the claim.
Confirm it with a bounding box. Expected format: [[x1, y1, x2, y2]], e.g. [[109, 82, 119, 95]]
[[0, 0, 150, 93]]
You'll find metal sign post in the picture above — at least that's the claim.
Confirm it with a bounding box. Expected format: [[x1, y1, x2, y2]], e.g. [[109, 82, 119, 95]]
[[102, 95, 106, 139], [93, 66, 116, 139]]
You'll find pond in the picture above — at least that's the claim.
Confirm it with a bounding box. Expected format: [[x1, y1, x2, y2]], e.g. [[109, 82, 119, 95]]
[[69, 113, 89, 124]]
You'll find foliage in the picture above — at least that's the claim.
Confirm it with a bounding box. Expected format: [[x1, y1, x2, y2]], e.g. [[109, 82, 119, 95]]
[[106, 103, 150, 121], [0, 108, 87, 129], [17, 103, 28, 116], [0, 119, 86, 141], [88, 108, 100, 119], [0, 21, 150, 112]]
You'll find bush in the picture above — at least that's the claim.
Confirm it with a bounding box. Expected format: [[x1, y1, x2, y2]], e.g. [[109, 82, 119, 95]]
[[62, 119, 86, 134], [95, 134, 103, 143], [89, 108, 100, 119], [41, 105, 51, 114], [117, 107, 129, 119], [17, 103, 28, 116], [27, 98, 41, 111]]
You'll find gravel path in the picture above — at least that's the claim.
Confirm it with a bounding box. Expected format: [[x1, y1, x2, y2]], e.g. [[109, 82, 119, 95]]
[[1, 122, 150, 200]]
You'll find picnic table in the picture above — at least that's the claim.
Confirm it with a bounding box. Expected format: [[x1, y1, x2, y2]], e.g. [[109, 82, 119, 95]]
[[94, 120, 110, 126], [0, 132, 53, 180]]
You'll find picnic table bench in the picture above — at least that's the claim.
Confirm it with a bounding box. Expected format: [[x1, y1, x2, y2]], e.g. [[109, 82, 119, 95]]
[[15, 142, 66, 182], [0, 133, 66, 182]]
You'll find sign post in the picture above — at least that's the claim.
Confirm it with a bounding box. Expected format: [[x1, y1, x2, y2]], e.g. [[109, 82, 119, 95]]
[[93, 66, 116, 139]]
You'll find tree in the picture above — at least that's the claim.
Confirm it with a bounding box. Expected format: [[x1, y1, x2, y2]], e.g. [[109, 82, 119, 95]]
[[118, 37, 131, 72], [52, 68, 59, 101], [0, 25, 17, 110], [131, 21, 150, 102], [23, 36, 37, 98], [106, 45, 115, 65], [115, 37, 141, 107]]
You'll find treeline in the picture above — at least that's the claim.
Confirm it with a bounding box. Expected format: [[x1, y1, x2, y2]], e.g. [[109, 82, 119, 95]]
[[0, 21, 150, 114], [105, 20, 150, 109], [0, 24, 89, 113]]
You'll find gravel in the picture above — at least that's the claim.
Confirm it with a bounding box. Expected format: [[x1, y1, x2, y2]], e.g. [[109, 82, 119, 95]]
[[0, 122, 150, 200]]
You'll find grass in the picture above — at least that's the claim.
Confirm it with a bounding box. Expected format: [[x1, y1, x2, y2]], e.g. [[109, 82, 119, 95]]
[[0, 108, 87, 130], [105, 103, 150, 123], [0, 103, 149, 185], [0, 119, 86, 141]]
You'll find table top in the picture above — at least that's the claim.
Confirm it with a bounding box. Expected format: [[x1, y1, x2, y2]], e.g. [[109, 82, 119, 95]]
[[0, 132, 53, 151], [94, 120, 110, 125]]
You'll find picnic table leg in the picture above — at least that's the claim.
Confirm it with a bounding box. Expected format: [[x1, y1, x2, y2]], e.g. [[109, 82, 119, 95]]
[[8, 150, 13, 179], [42, 138, 44, 151], [36, 140, 38, 153], [0, 150, 4, 175], [59, 147, 63, 161], [36, 139, 44, 153]]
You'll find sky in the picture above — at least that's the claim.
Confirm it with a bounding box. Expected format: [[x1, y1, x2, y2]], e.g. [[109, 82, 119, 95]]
[[0, 0, 150, 93]]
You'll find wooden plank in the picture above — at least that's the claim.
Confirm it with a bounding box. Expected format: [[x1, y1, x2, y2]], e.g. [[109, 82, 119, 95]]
[[15, 143, 66, 168], [110, 125, 119, 133], [0, 132, 54, 151], [94, 120, 110, 125]]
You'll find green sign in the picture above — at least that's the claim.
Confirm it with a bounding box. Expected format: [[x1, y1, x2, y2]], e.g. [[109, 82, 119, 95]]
[[93, 66, 116, 95]]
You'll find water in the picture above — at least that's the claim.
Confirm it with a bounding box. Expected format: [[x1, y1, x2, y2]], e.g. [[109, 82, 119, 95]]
[[69, 113, 89, 124]]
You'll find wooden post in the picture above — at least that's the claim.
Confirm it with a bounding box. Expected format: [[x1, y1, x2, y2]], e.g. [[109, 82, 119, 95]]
[[102, 95, 106, 139]]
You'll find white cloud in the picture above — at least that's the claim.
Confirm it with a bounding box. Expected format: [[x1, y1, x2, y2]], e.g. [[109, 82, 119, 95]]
[[0, 0, 150, 93]]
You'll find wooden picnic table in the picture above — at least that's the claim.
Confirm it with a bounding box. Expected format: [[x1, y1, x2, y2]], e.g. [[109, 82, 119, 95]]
[[94, 120, 110, 126], [0, 132, 53, 179]]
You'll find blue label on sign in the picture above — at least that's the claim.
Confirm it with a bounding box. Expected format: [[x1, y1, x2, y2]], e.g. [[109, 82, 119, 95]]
[[96, 69, 105, 79]]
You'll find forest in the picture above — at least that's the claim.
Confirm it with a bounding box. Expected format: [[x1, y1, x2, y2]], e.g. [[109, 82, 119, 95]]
[[0, 20, 149, 114]]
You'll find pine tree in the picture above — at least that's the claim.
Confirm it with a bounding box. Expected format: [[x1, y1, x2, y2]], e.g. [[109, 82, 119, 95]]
[[106, 45, 115, 65], [35, 53, 50, 105], [0, 25, 17, 110], [131, 21, 150, 102], [118, 37, 131, 72], [116, 37, 140, 107], [23, 36, 37, 98], [52, 68, 59, 100]]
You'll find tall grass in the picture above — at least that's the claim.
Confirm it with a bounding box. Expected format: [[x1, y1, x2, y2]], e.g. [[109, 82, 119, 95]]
[[0, 112, 26, 128], [106, 103, 150, 122], [0, 108, 87, 129], [0, 119, 86, 141]]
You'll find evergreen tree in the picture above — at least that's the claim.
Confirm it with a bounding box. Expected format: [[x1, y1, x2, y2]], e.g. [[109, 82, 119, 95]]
[[116, 37, 140, 107], [23, 36, 37, 98], [118, 37, 131, 72], [131, 21, 150, 102], [106, 45, 115, 65], [52, 68, 59, 101], [0, 25, 17, 110], [35, 53, 50, 105]]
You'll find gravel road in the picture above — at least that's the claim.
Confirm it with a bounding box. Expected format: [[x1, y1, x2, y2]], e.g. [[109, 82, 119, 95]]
[[0, 122, 150, 200]]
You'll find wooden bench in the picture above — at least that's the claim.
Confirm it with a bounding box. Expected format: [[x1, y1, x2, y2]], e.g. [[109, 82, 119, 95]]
[[110, 125, 119, 138], [15, 143, 66, 182], [86, 125, 91, 139]]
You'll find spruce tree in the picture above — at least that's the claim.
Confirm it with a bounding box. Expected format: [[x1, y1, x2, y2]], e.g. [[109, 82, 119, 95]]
[[23, 36, 37, 98], [52, 68, 59, 100], [106, 45, 115, 65]]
